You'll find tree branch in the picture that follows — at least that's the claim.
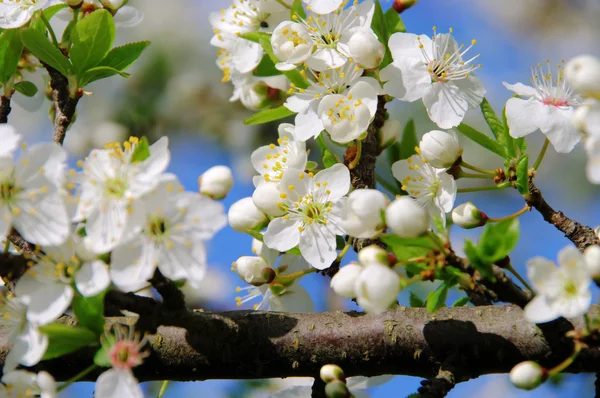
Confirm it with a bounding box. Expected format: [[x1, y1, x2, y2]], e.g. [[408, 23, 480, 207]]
[[11, 305, 600, 382], [45, 65, 81, 145], [526, 182, 599, 250], [0, 95, 11, 124]]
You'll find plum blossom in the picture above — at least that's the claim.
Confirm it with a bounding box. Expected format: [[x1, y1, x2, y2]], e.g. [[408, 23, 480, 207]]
[[572, 100, 600, 183], [302, 0, 343, 15], [524, 246, 592, 323], [340, 189, 388, 239], [504, 60, 581, 153], [271, 21, 315, 71], [0, 370, 55, 398], [0, 0, 47, 29], [263, 164, 350, 269], [381, 29, 485, 129]]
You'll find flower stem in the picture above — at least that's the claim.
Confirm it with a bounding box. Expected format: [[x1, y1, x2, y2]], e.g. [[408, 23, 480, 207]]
[[457, 171, 495, 179], [504, 263, 535, 293], [336, 237, 354, 262], [547, 342, 583, 376], [276, 267, 317, 285], [457, 182, 511, 193], [487, 204, 531, 222], [158, 380, 169, 398], [40, 11, 60, 49], [275, 0, 292, 9], [533, 138, 550, 170], [3, 238, 10, 253], [460, 160, 496, 176], [56, 364, 98, 392], [348, 140, 362, 170]]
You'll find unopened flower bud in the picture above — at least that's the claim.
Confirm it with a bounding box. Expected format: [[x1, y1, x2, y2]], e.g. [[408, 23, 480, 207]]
[[355, 264, 400, 314], [199, 165, 233, 200], [348, 30, 385, 70], [99, 0, 125, 10], [584, 245, 600, 280], [330, 263, 362, 298], [261, 267, 276, 284], [320, 364, 345, 383], [451, 202, 487, 229], [252, 182, 286, 217], [233, 256, 268, 284], [385, 197, 429, 238], [564, 55, 600, 98], [325, 380, 351, 398], [271, 21, 314, 71], [228, 197, 268, 232], [509, 361, 547, 391], [392, 0, 418, 13], [340, 189, 388, 239], [419, 130, 461, 169], [380, 119, 402, 148], [358, 245, 388, 266]]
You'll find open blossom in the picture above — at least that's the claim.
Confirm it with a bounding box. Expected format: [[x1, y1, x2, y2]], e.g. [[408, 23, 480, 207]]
[[111, 175, 226, 292], [0, 370, 55, 398], [348, 29, 385, 70], [381, 29, 485, 129], [263, 164, 350, 269], [572, 101, 600, 183], [302, 0, 343, 15], [340, 189, 388, 238], [392, 154, 457, 224], [524, 246, 592, 323], [0, 128, 70, 246], [212, 35, 263, 83], [0, 297, 48, 373], [251, 123, 308, 186], [230, 72, 289, 110], [292, 0, 375, 71], [0, 0, 47, 29], [271, 21, 315, 71], [504, 60, 580, 153], [318, 81, 378, 143], [73, 136, 170, 254], [15, 236, 110, 325]]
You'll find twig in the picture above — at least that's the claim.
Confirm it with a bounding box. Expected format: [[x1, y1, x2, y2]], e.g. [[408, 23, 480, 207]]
[[45, 65, 81, 145], [0, 95, 11, 123], [149, 269, 187, 311]]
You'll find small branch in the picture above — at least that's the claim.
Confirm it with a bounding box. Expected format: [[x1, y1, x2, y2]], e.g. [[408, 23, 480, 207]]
[[526, 182, 600, 250], [417, 368, 456, 398], [45, 65, 81, 145], [0, 95, 11, 123], [149, 269, 187, 311], [311, 377, 327, 398]]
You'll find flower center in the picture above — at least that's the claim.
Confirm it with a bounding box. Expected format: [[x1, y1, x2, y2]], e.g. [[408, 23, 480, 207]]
[[105, 177, 128, 198], [563, 280, 578, 297], [326, 95, 362, 125], [148, 216, 168, 237], [531, 60, 577, 108], [110, 340, 143, 370], [0, 179, 20, 204]]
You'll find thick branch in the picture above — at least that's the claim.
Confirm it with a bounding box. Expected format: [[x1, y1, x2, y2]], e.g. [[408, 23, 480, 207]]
[[0, 95, 11, 123], [526, 182, 599, 250], [10, 305, 600, 382], [45, 66, 80, 145]]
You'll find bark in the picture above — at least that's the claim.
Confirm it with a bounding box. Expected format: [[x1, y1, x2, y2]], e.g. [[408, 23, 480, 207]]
[[8, 305, 600, 383], [46, 65, 80, 145], [0, 95, 11, 124]]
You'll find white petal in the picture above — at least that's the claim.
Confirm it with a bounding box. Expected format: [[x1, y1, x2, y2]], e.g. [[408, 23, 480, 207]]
[[349, 81, 378, 117], [306, 48, 347, 71], [505, 97, 548, 138], [526, 257, 559, 295], [454, 75, 486, 108], [388, 32, 430, 61], [264, 217, 301, 252], [276, 62, 297, 71], [113, 6, 143, 28], [523, 295, 559, 324], [26, 284, 74, 325], [585, 137, 600, 184], [95, 369, 143, 398], [435, 171, 457, 213], [13, 194, 70, 246], [285, 93, 313, 113], [110, 240, 156, 292], [380, 57, 430, 102], [541, 107, 581, 153], [85, 200, 128, 253], [181, 194, 227, 240], [313, 163, 350, 201], [75, 260, 110, 297], [299, 223, 337, 269], [422, 82, 469, 129], [293, 100, 324, 141], [502, 81, 538, 98], [158, 239, 207, 284], [269, 285, 314, 312], [0, 124, 21, 158], [304, 0, 343, 14], [4, 324, 48, 372], [548, 290, 592, 319]]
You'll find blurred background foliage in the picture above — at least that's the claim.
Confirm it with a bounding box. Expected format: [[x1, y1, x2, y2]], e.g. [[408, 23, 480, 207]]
[[9, 0, 598, 396]]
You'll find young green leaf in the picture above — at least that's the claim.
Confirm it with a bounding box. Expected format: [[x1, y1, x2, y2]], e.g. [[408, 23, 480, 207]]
[[426, 283, 449, 313], [79, 66, 131, 87], [94, 344, 111, 367], [40, 323, 98, 360], [456, 123, 507, 158], [21, 28, 72, 76], [244, 105, 295, 125], [380, 234, 435, 261], [502, 104, 519, 155], [478, 218, 520, 264], [291, 0, 307, 19], [73, 291, 106, 337], [452, 296, 470, 307], [0, 30, 23, 85], [480, 98, 508, 147], [98, 41, 150, 72], [14, 81, 38, 97], [70, 9, 116, 79], [399, 119, 418, 160], [30, 3, 70, 33], [254, 54, 281, 77], [464, 239, 494, 280], [384, 8, 406, 34], [130, 136, 150, 163], [515, 155, 529, 195], [323, 149, 340, 168], [409, 292, 425, 307]]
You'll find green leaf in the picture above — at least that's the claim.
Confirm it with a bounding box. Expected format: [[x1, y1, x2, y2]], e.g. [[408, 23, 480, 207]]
[[14, 81, 38, 97], [305, 160, 318, 171], [515, 155, 529, 195], [0, 30, 23, 85], [94, 344, 111, 367], [336, 235, 346, 250], [70, 9, 116, 79], [399, 119, 418, 160], [322, 150, 339, 168], [456, 123, 507, 158], [478, 218, 519, 264], [291, 0, 307, 19], [464, 239, 494, 280], [239, 32, 308, 89], [452, 296, 470, 307], [502, 105, 518, 156], [426, 283, 448, 313], [480, 98, 508, 149], [21, 28, 72, 76], [72, 291, 106, 337], [254, 54, 280, 77], [244, 105, 295, 125], [370, 0, 393, 68], [30, 4, 70, 33], [380, 234, 435, 261], [40, 323, 98, 360], [98, 41, 150, 72], [409, 292, 425, 307], [79, 66, 131, 87], [130, 136, 150, 163], [384, 7, 406, 34]]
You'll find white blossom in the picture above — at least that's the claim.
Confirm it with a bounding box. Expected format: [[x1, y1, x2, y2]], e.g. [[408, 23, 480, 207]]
[[340, 189, 387, 239], [330, 263, 362, 299], [392, 155, 456, 224], [564, 55, 600, 98], [263, 164, 350, 269], [584, 245, 600, 279], [524, 246, 592, 323], [451, 202, 487, 229], [0, 0, 47, 29], [355, 263, 400, 314], [419, 130, 461, 169], [385, 196, 429, 238], [348, 29, 385, 70], [503, 60, 581, 153], [211, 34, 263, 83], [302, 0, 343, 15], [573, 101, 600, 183], [357, 245, 388, 266], [252, 182, 286, 217], [509, 361, 546, 391], [271, 21, 315, 71], [199, 165, 234, 200], [228, 197, 269, 232], [230, 73, 289, 110], [381, 29, 485, 129], [233, 256, 269, 284], [0, 370, 55, 398]]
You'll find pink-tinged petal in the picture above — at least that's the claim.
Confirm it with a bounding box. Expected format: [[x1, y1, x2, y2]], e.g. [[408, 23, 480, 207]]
[[306, 48, 347, 71], [299, 223, 338, 269], [541, 107, 581, 153], [381, 57, 430, 102], [505, 97, 549, 138], [75, 260, 110, 297], [263, 217, 301, 252], [95, 369, 143, 398], [313, 163, 350, 201], [502, 81, 539, 98], [388, 32, 430, 61], [523, 295, 559, 324], [423, 82, 469, 129]]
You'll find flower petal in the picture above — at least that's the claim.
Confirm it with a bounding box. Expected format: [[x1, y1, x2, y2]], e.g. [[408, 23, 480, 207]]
[[299, 223, 337, 269], [523, 295, 559, 324], [380, 57, 430, 102], [505, 97, 548, 138], [75, 260, 110, 297], [422, 82, 469, 129], [502, 81, 538, 98], [526, 257, 559, 295], [306, 48, 347, 71], [541, 106, 581, 153], [95, 369, 143, 398], [313, 163, 350, 201], [263, 217, 301, 252]]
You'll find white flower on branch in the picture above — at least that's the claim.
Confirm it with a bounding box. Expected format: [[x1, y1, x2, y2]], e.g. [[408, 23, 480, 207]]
[[451, 202, 487, 229], [228, 197, 269, 232], [263, 164, 350, 269], [271, 21, 315, 71], [340, 188, 388, 239], [199, 165, 234, 200], [564, 55, 600, 98], [111, 175, 226, 292], [302, 0, 344, 15], [524, 246, 592, 324], [572, 100, 600, 183], [348, 29, 385, 70], [385, 196, 430, 238], [504, 60, 581, 153], [381, 29, 485, 129], [419, 129, 462, 169], [0, 370, 55, 398], [0, 0, 47, 29], [230, 73, 289, 110]]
